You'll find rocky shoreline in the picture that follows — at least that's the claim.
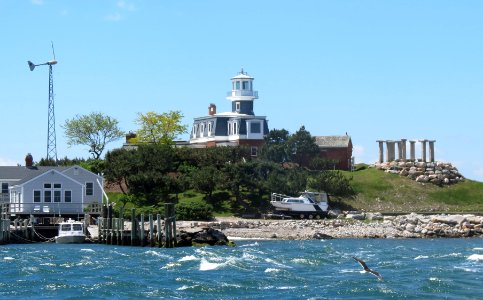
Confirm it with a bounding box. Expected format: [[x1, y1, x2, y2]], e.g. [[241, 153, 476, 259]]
[[178, 213, 483, 240]]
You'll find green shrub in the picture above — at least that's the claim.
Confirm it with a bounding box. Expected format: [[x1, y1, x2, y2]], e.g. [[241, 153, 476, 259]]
[[176, 199, 214, 221]]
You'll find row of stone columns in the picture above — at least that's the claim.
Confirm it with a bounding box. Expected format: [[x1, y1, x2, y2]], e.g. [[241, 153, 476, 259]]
[[377, 139, 436, 163]]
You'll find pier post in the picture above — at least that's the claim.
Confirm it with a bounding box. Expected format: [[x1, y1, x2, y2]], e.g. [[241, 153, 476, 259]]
[[140, 214, 145, 247], [120, 207, 124, 246], [131, 208, 136, 246], [149, 214, 154, 247], [157, 214, 162, 248]]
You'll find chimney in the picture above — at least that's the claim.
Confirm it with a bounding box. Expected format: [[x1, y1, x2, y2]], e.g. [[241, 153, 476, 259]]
[[25, 153, 33, 168], [126, 132, 137, 143], [208, 103, 216, 116]]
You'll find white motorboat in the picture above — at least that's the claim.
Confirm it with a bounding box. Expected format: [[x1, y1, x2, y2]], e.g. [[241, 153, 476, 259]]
[[270, 191, 329, 219], [55, 218, 86, 244]]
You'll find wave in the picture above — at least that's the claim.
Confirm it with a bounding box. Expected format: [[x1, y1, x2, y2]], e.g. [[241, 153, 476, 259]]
[[265, 268, 281, 273], [199, 258, 222, 271], [467, 254, 483, 261], [80, 248, 95, 253], [179, 255, 197, 262], [3, 257, 14, 260], [473, 248, 483, 251], [414, 255, 429, 260]]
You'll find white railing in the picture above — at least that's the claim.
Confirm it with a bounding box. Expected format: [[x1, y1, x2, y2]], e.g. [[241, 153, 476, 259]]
[[227, 90, 258, 98]]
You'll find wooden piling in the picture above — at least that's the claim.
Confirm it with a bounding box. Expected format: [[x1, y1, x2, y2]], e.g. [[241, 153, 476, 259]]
[[157, 214, 162, 248], [140, 214, 145, 247], [130, 208, 136, 246]]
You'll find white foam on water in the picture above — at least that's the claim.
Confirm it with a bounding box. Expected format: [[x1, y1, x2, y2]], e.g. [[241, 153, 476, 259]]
[[162, 262, 180, 269], [264, 268, 281, 273], [467, 254, 483, 261], [473, 247, 483, 251], [179, 255, 197, 262], [239, 242, 259, 247], [3, 257, 14, 260], [199, 258, 222, 271], [414, 255, 429, 260], [80, 249, 95, 253], [144, 250, 171, 259], [177, 285, 193, 291]]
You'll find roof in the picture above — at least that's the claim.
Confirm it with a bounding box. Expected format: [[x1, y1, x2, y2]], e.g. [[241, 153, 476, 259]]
[[315, 136, 352, 148], [0, 166, 68, 185], [231, 69, 254, 80]]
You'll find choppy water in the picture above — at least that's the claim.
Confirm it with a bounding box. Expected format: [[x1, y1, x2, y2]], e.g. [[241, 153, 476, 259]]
[[1, 239, 482, 299]]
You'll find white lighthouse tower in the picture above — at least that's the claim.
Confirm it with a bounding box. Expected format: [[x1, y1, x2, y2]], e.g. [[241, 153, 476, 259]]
[[190, 69, 268, 155], [226, 68, 258, 115]]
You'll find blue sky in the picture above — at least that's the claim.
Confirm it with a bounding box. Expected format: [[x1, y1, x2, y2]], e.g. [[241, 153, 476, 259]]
[[1, 0, 482, 182]]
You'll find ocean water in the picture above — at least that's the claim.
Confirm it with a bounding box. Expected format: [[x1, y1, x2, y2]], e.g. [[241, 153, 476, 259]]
[[1, 239, 482, 299]]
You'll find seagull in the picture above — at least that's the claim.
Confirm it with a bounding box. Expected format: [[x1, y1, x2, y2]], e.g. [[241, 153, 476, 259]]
[[352, 256, 383, 280]]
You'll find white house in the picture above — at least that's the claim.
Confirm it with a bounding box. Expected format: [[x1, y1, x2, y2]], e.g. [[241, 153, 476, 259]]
[[0, 154, 103, 218]]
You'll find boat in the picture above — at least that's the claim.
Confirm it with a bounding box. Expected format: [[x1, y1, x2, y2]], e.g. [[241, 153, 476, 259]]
[[270, 191, 329, 219], [55, 218, 86, 244]]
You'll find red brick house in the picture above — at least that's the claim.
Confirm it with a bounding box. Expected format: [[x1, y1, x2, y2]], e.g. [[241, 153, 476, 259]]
[[315, 135, 353, 170]]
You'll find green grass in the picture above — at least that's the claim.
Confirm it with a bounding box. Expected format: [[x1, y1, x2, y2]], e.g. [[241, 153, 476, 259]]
[[339, 166, 483, 213], [106, 167, 483, 215]]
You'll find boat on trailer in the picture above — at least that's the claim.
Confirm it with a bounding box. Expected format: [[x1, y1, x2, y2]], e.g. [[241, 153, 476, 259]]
[[55, 218, 86, 244], [270, 191, 329, 219]]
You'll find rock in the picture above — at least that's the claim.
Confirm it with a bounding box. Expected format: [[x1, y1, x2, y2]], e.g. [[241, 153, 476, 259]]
[[346, 213, 366, 220], [312, 232, 334, 239]]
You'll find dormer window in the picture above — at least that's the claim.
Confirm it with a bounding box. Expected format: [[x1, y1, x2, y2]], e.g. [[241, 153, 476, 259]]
[[200, 123, 205, 135], [236, 102, 240, 112], [208, 123, 212, 136]]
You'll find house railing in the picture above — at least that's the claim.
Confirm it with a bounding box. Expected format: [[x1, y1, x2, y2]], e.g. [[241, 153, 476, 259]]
[[7, 202, 101, 215]]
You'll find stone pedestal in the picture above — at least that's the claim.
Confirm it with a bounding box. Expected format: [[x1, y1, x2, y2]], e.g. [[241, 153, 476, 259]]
[[386, 141, 396, 162], [419, 140, 428, 162], [401, 139, 407, 161], [428, 140, 436, 162], [376, 140, 384, 163], [409, 141, 416, 161]]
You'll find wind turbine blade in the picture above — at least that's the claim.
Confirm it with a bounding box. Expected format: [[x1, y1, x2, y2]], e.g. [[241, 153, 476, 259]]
[[51, 41, 56, 60], [28, 61, 36, 71]]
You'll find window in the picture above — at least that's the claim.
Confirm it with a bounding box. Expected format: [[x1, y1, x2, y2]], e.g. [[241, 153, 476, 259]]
[[44, 190, 52, 202], [54, 190, 61, 202], [54, 183, 61, 188], [200, 123, 205, 135], [242, 81, 248, 90], [73, 224, 83, 231], [208, 123, 212, 136], [33, 190, 41, 202], [61, 224, 71, 231], [86, 182, 93, 196], [250, 122, 261, 133], [1, 183, 8, 194], [233, 122, 238, 135], [235, 81, 240, 90], [236, 102, 240, 112], [251, 146, 258, 157], [44, 183, 51, 189], [64, 190, 72, 203]]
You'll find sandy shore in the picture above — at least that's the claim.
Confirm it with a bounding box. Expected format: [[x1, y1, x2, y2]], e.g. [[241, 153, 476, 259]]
[[177, 213, 483, 240]]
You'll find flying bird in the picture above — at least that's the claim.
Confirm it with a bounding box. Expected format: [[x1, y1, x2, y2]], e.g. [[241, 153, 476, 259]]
[[352, 256, 383, 280]]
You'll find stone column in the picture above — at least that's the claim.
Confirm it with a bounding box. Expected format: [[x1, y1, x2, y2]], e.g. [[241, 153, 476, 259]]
[[401, 139, 407, 161], [396, 141, 402, 161], [376, 140, 384, 163], [386, 141, 396, 162], [428, 140, 436, 162], [419, 139, 428, 162], [409, 140, 416, 161]]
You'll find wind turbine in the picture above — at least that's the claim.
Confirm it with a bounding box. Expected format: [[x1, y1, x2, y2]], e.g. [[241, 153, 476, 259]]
[[28, 42, 58, 162]]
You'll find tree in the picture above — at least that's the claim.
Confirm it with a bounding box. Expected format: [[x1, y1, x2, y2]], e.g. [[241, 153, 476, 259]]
[[134, 111, 188, 145], [307, 170, 355, 197], [63, 112, 124, 159], [287, 126, 320, 167], [260, 129, 291, 163]]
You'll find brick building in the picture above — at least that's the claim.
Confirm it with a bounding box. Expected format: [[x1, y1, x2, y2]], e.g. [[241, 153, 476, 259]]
[[314, 135, 353, 170]]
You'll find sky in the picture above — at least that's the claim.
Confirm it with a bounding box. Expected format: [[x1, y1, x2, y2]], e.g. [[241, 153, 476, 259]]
[[0, 0, 482, 182]]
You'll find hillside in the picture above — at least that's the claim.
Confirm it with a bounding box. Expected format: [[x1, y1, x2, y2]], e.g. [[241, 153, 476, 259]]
[[337, 166, 483, 213]]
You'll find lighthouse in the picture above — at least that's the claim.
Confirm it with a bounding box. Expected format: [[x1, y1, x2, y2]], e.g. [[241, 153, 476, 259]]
[[189, 69, 268, 155]]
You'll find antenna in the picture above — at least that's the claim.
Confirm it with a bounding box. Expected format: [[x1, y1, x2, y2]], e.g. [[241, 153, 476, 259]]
[[27, 42, 58, 162]]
